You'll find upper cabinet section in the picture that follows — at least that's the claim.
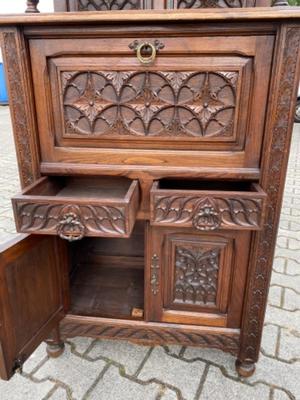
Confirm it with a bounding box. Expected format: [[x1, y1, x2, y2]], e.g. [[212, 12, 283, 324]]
[[29, 30, 274, 171], [54, 0, 269, 11]]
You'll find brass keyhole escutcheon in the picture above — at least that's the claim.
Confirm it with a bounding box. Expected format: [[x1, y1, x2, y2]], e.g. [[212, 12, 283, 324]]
[[136, 43, 157, 65]]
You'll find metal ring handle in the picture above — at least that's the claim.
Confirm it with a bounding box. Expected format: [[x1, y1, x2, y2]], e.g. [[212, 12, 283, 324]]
[[57, 212, 85, 242], [136, 43, 157, 65]]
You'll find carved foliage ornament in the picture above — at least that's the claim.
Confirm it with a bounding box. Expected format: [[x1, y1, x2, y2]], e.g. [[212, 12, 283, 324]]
[[16, 203, 127, 237], [175, 246, 220, 305], [153, 195, 263, 230], [240, 27, 300, 363], [62, 70, 237, 138]]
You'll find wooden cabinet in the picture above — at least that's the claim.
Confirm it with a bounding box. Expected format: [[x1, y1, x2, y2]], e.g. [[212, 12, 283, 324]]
[[146, 227, 250, 328], [0, 8, 300, 380]]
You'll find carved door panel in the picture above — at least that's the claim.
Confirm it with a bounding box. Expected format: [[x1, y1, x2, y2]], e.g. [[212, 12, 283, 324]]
[[29, 34, 274, 170], [146, 227, 251, 328], [0, 235, 68, 380]]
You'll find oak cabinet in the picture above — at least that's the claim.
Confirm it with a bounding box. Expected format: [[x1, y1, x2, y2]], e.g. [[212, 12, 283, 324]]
[[0, 8, 300, 380]]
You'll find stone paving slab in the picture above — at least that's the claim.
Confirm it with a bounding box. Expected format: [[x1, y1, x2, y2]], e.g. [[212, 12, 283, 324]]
[[0, 105, 299, 400]]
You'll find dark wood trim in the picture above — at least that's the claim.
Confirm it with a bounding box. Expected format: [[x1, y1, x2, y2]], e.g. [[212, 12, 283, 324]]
[[60, 314, 240, 355], [0, 8, 300, 26], [238, 24, 300, 365], [0, 28, 40, 189]]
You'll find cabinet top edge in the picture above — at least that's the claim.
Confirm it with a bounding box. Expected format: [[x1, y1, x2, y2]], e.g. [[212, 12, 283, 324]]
[[0, 7, 300, 27]]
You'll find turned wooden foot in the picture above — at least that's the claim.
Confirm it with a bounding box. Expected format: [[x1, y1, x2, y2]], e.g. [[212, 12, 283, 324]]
[[46, 342, 65, 358], [235, 359, 256, 377]]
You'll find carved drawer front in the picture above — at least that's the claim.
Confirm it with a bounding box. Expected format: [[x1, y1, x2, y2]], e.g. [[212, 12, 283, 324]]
[[146, 227, 251, 327], [12, 177, 139, 241], [29, 34, 274, 170], [150, 180, 267, 231]]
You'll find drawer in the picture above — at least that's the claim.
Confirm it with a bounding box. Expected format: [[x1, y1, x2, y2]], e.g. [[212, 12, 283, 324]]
[[12, 177, 139, 240], [150, 180, 267, 231]]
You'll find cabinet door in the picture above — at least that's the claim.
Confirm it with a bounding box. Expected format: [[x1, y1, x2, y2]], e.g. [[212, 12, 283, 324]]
[[0, 235, 68, 380], [146, 227, 250, 328]]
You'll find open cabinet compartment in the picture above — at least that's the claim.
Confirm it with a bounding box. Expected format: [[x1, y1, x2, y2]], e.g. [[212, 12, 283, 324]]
[[68, 221, 146, 320], [12, 176, 139, 239]]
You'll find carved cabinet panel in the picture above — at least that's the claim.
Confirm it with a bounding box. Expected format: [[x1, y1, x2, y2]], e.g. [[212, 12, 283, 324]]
[[29, 34, 273, 169], [56, 0, 261, 11], [146, 227, 251, 328]]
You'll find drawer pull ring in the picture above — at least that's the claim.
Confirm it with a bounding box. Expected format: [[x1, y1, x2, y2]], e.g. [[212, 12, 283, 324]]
[[129, 40, 164, 65], [57, 212, 85, 242], [192, 200, 221, 231]]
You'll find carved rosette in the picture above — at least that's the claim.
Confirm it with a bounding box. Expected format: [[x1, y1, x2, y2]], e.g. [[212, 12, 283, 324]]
[[239, 27, 300, 364], [62, 70, 237, 138], [152, 195, 264, 230]]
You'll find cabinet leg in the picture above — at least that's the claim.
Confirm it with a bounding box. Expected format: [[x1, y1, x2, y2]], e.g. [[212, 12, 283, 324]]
[[235, 359, 256, 377], [45, 327, 65, 358]]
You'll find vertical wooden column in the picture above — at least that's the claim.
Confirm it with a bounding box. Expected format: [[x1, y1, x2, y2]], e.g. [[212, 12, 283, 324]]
[[237, 24, 300, 377], [0, 28, 40, 188]]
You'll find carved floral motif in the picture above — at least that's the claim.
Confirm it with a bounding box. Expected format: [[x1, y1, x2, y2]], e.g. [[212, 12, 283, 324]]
[[175, 246, 220, 305], [62, 70, 237, 138]]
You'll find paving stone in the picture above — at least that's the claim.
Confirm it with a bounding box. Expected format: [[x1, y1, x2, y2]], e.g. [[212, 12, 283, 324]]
[[276, 236, 289, 249], [285, 259, 300, 275], [273, 389, 291, 400], [199, 366, 270, 400], [261, 324, 279, 357], [184, 347, 235, 373], [283, 288, 300, 311], [33, 344, 107, 400], [265, 305, 300, 331], [68, 337, 94, 355], [248, 354, 300, 399], [88, 339, 150, 375], [48, 387, 69, 400], [160, 388, 179, 400], [273, 257, 286, 274], [23, 343, 47, 374], [88, 366, 161, 400], [268, 285, 282, 307], [138, 347, 206, 399], [278, 327, 300, 362], [163, 345, 183, 357], [0, 373, 54, 400], [271, 271, 300, 293]]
